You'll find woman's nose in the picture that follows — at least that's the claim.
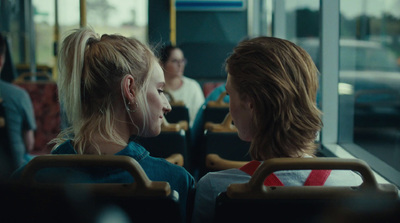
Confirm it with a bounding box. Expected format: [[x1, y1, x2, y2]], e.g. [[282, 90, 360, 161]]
[[163, 102, 172, 114]]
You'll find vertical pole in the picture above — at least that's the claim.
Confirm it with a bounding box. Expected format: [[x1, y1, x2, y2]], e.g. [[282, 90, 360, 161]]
[[170, 0, 176, 46], [320, 0, 340, 145], [80, 0, 86, 28], [273, 0, 286, 39], [53, 0, 59, 80], [27, 0, 36, 81]]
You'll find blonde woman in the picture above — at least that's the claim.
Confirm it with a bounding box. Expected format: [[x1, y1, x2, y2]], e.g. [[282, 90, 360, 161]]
[[13, 27, 195, 218]]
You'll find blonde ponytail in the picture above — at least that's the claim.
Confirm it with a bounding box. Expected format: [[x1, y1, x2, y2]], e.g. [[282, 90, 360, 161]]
[[51, 27, 155, 154]]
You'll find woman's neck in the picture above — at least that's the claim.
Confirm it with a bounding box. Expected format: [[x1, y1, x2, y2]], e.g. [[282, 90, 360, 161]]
[[165, 76, 183, 91]]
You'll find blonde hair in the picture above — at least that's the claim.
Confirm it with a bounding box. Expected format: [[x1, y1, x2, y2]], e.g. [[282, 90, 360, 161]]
[[52, 27, 155, 154], [226, 37, 322, 160]]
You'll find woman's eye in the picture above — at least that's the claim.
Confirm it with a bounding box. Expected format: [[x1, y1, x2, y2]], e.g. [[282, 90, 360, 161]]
[[158, 89, 164, 94]]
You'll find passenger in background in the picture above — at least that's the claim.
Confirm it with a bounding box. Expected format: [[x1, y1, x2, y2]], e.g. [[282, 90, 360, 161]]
[[191, 83, 228, 145], [12, 27, 195, 219], [192, 37, 363, 223], [190, 83, 228, 178], [0, 33, 36, 176], [159, 44, 205, 127]]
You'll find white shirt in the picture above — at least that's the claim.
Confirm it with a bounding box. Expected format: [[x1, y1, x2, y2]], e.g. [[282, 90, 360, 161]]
[[192, 166, 363, 223], [169, 76, 205, 127]]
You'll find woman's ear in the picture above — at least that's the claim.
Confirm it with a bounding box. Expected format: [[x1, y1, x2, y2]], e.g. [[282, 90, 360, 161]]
[[123, 75, 136, 102]]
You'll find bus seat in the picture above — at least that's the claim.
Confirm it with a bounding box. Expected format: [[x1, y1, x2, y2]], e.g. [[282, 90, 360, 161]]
[[163, 91, 190, 125], [166, 103, 190, 125], [200, 113, 251, 177], [137, 118, 188, 168], [202, 81, 224, 98], [214, 158, 400, 223], [13, 71, 53, 83], [0, 155, 182, 223], [13, 79, 60, 155], [204, 91, 229, 124]]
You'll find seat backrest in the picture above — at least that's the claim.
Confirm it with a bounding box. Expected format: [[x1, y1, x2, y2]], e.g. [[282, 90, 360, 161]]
[[14, 81, 60, 155], [136, 118, 188, 168], [199, 113, 251, 177], [204, 91, 229, 124], [164, 99, 190, 124], [137, 131, 187, 168], [1, 155, 182, 223], [214, 158, 400, 223]]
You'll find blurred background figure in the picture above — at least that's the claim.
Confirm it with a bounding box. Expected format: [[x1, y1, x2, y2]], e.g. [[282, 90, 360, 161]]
[[0, 33, 36, 178], [159, 44, 205, 127]]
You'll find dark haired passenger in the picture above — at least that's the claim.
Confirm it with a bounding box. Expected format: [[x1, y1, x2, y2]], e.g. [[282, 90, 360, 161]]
[[12, 27, 195, 219], [159, 45, 204, 126], [191, 37, 363, 223], [0, 33, 36, 176]]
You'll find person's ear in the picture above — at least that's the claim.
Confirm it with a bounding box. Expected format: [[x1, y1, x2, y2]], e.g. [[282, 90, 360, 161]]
[[0, 54, 5, 70], [123, 75, 136, 102], [244, 95, 253, 110]]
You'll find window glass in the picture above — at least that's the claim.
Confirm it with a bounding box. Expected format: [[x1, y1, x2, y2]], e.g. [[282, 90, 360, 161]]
[[87, 0, 148, 43], [339, 0, 400, 180], [58, 0, 80, 35], [284, 1, 321, 107], [32, 0, 148, 68], [285, 0, 320, 41], [8, 1, 23, 66], [33, 0, 56, 67]]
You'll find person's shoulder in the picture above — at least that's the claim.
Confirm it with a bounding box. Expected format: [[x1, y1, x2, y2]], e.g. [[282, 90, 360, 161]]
[[0, 82, 31, 107], [0, 81, 27, 95], [182, 76, 201, 86], [198, 168, 250, 189], [325, 170, 363, 186], [147, 155, 193, 178], [206, 84, 226, 101], [211, 84, 226, 93], [51, 140, 77, 154], [202, 168, 249, 179]]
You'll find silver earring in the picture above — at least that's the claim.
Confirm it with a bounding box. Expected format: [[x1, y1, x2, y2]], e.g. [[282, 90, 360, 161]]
[[127, 101, 138, 113]]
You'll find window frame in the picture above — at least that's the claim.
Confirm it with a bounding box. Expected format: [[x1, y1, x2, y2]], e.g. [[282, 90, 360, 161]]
[[272, 0, 399, 187]]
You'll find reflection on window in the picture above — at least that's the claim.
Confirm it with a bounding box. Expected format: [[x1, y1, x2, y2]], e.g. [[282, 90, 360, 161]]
[[340, 41, 399, 72]]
